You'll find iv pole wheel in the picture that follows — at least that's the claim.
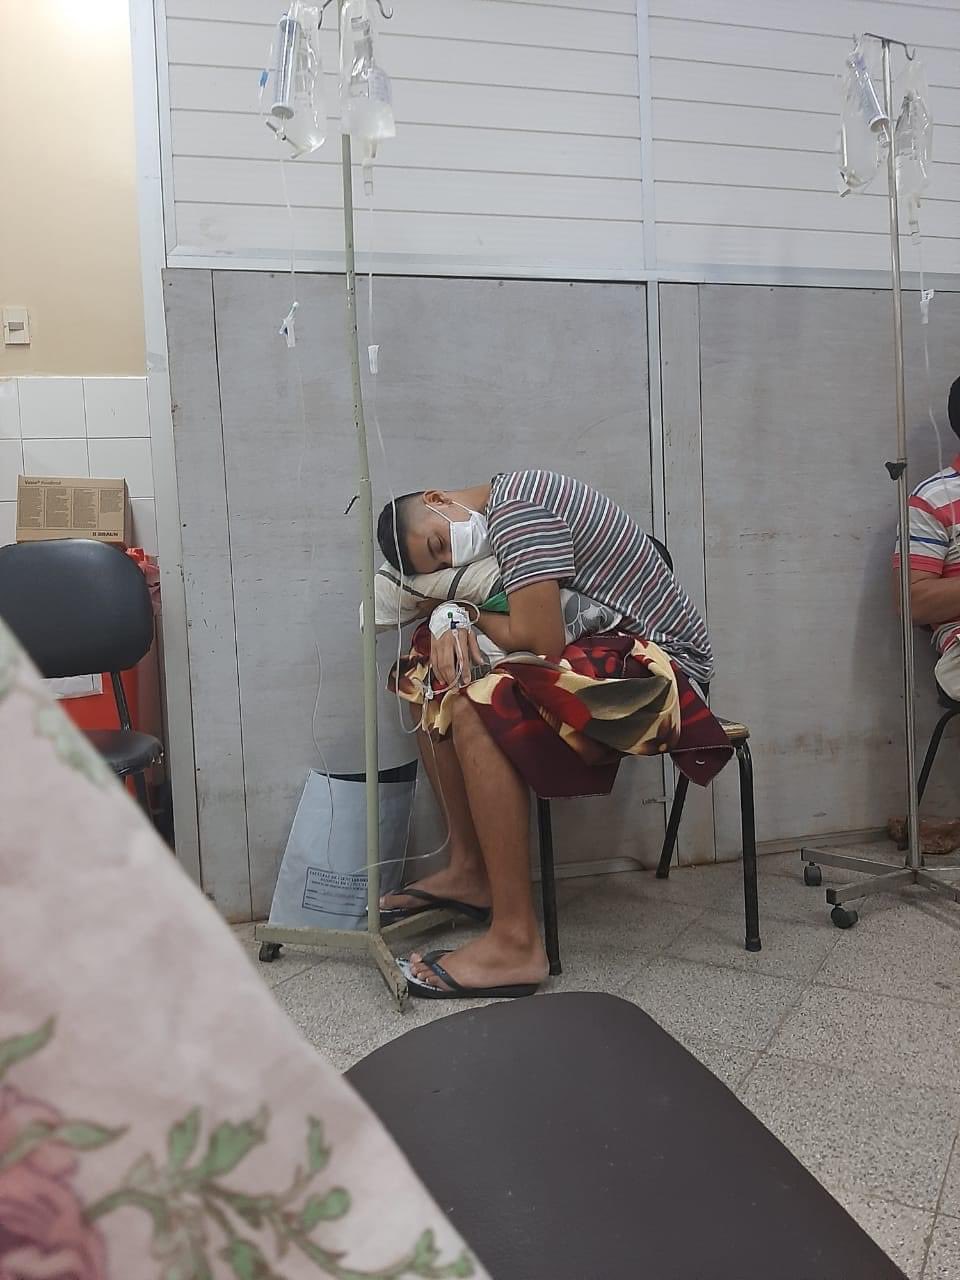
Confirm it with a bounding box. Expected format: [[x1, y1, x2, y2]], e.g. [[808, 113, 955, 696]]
[[803, 863, 823, 887], [259, 942, 283, 963], [830, 905, 859, 930]]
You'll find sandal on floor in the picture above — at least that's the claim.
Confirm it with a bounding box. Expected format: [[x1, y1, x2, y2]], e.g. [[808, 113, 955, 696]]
[[377, 889, 491, 927], [400, 950, 541, 1001]]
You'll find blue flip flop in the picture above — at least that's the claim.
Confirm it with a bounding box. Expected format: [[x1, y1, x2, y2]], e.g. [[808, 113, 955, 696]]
[[378, 889, 491, 927], [401, 949, 540, 1000]]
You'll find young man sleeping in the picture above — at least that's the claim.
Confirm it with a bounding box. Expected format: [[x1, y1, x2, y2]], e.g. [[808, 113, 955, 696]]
[[376, 469, 714, 999]]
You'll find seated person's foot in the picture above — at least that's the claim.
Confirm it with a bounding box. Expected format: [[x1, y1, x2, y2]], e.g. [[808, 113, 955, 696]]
[[408, 930, 549, 994], [380, 865, 490, 915]]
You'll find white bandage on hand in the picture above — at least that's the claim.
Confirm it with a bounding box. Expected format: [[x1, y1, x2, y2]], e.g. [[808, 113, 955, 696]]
[[429, 602, 473, 639]]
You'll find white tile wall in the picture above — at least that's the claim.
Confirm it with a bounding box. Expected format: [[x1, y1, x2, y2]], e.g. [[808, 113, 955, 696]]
[[22, 438, 90, 477], [0, 376, 154, 547], [18, 377, 85, 439], [88, 438, 154, 499], [83, 377, 150, 438], [130, 498, 159, 556], [0, 441, 22, 502], [0, 381, 20, 440]]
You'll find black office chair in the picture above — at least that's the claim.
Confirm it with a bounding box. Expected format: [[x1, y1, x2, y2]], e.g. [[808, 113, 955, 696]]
[[886, 680, 960, 855], [917, 684, 960, 803], [536, 535, 760, 976], [0, 540, 162, 815]]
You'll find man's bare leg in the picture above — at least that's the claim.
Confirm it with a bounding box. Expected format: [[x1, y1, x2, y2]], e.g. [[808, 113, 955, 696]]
[[380, 713, 489, 912], [409, 696, 548, 991]]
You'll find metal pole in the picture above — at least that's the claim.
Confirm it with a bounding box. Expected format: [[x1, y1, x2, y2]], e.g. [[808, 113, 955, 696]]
[[338, 4, 381, 928], [799, 32, 960, 927], [883, 38, 921, 871]]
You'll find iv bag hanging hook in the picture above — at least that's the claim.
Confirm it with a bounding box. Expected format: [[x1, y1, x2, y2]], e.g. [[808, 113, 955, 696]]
[[859, 31, 916, 59], [320, 0, 393, 21]]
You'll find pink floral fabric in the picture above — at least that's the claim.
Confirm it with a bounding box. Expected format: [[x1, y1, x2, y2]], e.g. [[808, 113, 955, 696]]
[[0, 1084, 108, 1280], [0, 620, 486, 1280]]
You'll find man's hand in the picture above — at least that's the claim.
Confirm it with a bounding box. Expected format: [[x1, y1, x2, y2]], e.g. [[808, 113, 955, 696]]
[[431, 627, 484, 688], [413, 596, 442, 620]]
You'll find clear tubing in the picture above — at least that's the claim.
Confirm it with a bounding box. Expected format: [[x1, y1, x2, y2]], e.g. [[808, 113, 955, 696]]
[[272, 15, 301, 119], [849, 45, 888, 133]]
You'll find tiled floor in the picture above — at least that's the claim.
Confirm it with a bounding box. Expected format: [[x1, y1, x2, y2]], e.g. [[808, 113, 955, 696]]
[[236, 845, 960, 1280]]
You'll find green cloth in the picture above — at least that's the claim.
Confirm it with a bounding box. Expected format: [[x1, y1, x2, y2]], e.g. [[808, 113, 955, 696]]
[[481, 591, 509, 614]]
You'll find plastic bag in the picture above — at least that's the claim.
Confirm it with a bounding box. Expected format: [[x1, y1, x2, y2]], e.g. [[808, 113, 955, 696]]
[[340, 0, 396, 173], [838, 41, 888, 196], [895, 56, 934, 228], [268, 762, 415, 930], [261, 3, 326, 159]]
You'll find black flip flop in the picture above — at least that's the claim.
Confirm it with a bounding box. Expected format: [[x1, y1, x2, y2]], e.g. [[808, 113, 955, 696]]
[[378, 889, 491, 927], [401, 949, 541, 1000]]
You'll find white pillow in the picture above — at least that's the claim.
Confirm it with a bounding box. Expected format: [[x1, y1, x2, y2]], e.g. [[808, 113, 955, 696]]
[[375, 557, 624, 652], [374, 557, 502, 630]]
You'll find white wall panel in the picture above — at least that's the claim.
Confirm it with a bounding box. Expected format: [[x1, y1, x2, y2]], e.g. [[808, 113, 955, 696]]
[[161, 0, 644, 275], [651, 0, 959, 50], [156, 0, 960, 282], [174, 156, 640, 221], [174, 204, 644, 276], [167, 21, 640, 96], [658, 225, 960, 275], [166, 0, 637, 52], [654, 140, 960, 204], [169, 67, 641, 135], [649, 2, 960, 278], [172, 112, 643, 178]]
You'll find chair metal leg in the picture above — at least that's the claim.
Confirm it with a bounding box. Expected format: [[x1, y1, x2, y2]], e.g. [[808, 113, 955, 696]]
[[132, 770, 151, 818], [917, 708, 960, 802], [736, 743, 761, 953], [656, 773, 690, 879], [537, 798, 562, 976]]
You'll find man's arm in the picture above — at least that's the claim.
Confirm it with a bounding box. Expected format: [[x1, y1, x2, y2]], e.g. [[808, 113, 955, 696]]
[[475, 580, 565, 659], [895, 490, 952, 625], [909, 569, 960, 627]]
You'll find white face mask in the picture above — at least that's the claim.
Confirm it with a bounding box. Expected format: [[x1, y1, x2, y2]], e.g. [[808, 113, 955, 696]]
[[429, 499, 491, 567]]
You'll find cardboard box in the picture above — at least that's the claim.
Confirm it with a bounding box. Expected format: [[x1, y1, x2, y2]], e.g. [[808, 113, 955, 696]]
[[16, 475, 131, 546]]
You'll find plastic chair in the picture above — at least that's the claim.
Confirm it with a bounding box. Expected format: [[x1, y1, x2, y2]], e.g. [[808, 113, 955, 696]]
[[536, 535, 760, 976], [0, 539, 162, 815]]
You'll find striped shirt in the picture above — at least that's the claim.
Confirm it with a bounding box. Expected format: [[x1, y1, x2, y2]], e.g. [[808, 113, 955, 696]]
[[486, 470, 713, 682], [896, 454, 960, 655]]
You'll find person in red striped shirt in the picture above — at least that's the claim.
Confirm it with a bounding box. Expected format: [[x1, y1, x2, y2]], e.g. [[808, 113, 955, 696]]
[[900, 377, 960, 699]]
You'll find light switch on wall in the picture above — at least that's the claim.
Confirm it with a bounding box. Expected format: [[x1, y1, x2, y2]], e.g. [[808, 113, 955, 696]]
[[2, 308, 30, 346]]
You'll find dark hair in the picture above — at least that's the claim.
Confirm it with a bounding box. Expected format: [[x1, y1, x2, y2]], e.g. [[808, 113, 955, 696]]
[[950, 376, 960, 442], [376, 492, 423, 575]]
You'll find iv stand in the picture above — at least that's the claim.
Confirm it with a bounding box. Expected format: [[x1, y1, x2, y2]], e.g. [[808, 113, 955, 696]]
[[254, 0, 456, 1005], [800, 34, 960, 920]]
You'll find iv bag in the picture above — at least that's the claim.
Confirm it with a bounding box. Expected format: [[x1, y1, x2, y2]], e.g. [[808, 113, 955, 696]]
[[339, 0, 396, 169], [838, 41, 888, 196], [895, 56, 934, 227], [261, 3, 326, 159]]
